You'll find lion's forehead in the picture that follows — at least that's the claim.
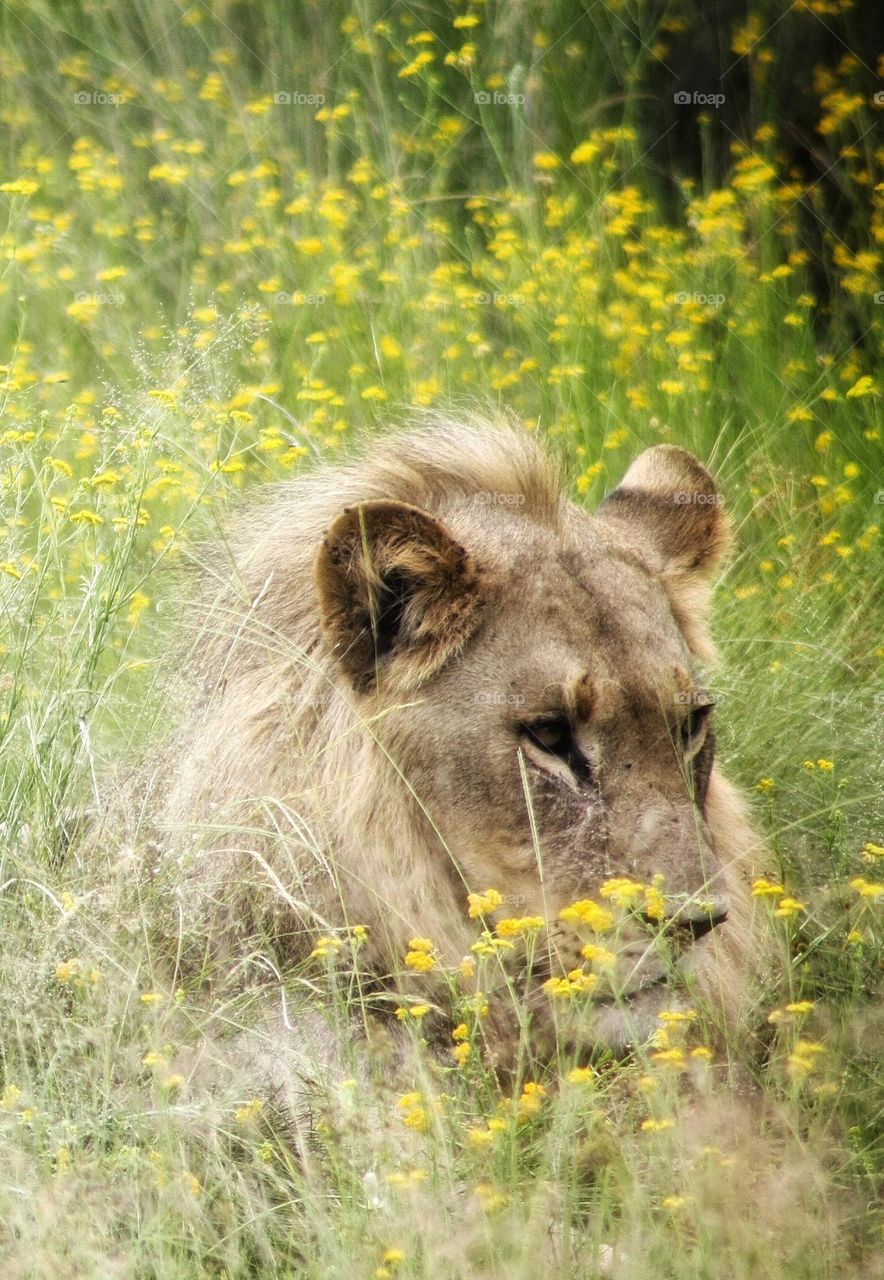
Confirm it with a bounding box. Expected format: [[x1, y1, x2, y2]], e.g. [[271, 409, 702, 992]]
[[468, 522, 691, 705], [468, 505, 664, 618]]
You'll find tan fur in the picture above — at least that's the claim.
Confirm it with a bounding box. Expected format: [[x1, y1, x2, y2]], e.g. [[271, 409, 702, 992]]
[[152, 410, 770, 1064]]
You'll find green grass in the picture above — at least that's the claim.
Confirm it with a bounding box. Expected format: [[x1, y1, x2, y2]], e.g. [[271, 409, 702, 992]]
[[0, 2, 882, 1275]]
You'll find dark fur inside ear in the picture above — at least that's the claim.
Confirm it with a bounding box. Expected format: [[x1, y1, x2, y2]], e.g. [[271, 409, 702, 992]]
[[315, 499, 483, 692], [369, 566, 413, 662]]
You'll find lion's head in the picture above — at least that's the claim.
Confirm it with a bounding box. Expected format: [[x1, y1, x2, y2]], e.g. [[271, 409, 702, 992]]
[[160, 412, 765, 1056]]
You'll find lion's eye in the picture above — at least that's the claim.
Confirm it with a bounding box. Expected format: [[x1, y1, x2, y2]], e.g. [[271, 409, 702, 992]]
[[681, 701, 714, 749], [523, 716, 572, 755], [518, 715, 593, 785]]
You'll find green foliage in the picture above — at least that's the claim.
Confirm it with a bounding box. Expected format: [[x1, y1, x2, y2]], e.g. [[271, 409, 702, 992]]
[[0, 2, 881, 1275]]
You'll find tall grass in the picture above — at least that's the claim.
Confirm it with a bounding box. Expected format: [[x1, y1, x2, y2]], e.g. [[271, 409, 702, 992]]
[[0, 2, 881, 1275]]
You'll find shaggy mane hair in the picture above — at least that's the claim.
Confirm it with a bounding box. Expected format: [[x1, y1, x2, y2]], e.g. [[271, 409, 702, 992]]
[[159, 412, 568, 963], [202, 409, 564, 667]]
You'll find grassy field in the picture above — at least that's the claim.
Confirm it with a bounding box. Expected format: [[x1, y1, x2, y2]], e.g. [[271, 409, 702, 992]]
[[0, 1, 882, 1276]]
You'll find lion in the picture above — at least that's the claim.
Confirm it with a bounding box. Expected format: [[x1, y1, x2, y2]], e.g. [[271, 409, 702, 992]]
[[151, 410, 769, 1086]]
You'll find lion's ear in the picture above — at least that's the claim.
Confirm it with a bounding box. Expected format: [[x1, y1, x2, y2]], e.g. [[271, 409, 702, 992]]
[[596, 445, 732, 660], [597, 445, 731, 576], [315, 499, 483, 692]]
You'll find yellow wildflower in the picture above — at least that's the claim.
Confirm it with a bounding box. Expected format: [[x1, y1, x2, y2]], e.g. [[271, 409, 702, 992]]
[[467, 889, 503, 918], [379, 335, 402, 359], [571, 140, 601, 165], [310, 935, 343, 958], [234, 1098, 264, 1124], [471, 931, 515, 956], [752, 877, 785, 897], [644, 882, 666, 921], [662, 1195, 691, 1210], [543, 977, 574, 999], [657, 1009, 697, 1024], [0, 178, 39, 195], [467, 1127, 494, 1147], [599, 878, 645, 908], [398, 51, 434, 78], [558, 899, 614, 931], [773, 897, 806, 917], [495, 916, 544, 938], [395, 1004, 431, 1021], [474, 1181, 508, 1213], [567, 969, 597, 994], [650, 1048, 687, 1071], [1, 1085, 22, 1111], [787, 1040, 826, 1081], [845, 376, 878, 398], [397, 1091, 429, 1131], [517, 1082, 546, 1116], [849, 878, 883, 899]]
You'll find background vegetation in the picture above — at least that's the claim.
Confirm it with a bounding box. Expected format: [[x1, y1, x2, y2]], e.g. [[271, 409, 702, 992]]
[[0, 1, 881, 1275]]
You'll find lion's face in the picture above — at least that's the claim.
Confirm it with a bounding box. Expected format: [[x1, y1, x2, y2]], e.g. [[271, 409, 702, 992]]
[[315, 441, 736, 1047]]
